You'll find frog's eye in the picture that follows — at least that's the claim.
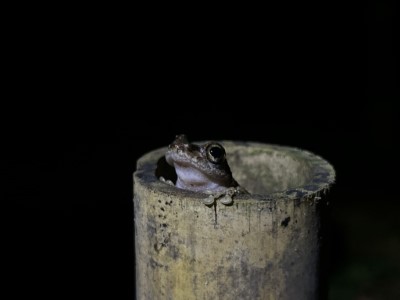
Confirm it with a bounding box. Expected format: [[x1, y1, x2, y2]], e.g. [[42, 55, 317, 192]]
[[206, 143, 226, 164]]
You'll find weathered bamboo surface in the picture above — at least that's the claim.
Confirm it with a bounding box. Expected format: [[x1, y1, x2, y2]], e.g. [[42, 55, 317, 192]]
[[133, 141, 335, 300]]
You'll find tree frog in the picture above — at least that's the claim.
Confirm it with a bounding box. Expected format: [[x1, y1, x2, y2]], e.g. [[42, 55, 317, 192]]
[[163, 134, 247, 205]]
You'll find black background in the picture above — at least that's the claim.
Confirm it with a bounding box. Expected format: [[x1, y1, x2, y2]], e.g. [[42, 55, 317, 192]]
[[5, 1, 398, 299]]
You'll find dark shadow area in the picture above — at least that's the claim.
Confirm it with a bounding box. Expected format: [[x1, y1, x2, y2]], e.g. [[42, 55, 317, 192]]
[[4, 1, 397, 299], [155, 156, 177, 184]]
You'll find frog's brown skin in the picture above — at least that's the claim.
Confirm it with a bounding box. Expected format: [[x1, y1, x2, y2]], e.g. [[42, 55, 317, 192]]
[[164, 134, 247, 205]]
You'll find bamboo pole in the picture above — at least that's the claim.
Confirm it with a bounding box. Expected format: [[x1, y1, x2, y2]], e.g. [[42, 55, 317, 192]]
[[133, 141, 335, 300]]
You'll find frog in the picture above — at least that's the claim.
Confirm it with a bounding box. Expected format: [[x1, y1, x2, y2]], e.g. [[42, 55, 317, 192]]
[[162, 134, 248, 205]]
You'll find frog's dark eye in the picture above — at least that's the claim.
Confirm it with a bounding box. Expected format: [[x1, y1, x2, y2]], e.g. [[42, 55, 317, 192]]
[[206, 143, 226, 164]]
